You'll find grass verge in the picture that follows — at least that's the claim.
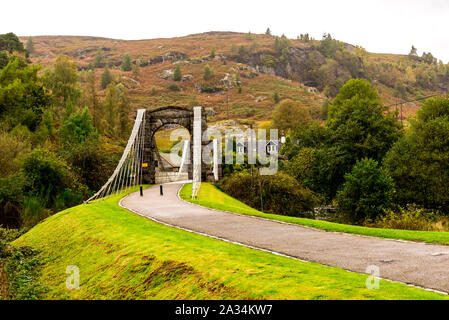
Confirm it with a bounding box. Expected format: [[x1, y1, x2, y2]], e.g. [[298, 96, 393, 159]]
[[11, 186, 447, 299], [180, 183, 449, 246]]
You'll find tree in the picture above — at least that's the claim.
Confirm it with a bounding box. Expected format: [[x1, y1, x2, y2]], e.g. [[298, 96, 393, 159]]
[[116, 84, 130, 139], [210, 46, 216, 58], [318, 33, 342, 58], [104, 83, 119, 136], [299, 33, 310, 42], [318, 79, 401, 198], [93, 48, 104, 68], [272, 99, 311, 132], [0, 33, 24, 53], [336, 158, 395, 223], [273, 90, 280, 104], [45, 55, 81, 113], [274, 37, 290, 54], [327, 79, 401, 162], [265, 28, 271, 35], [132, 63, 140, 79], [0, 57, 50, 131], [203, 64, 214, 80], [408, 45, 418, 59], [173, 64, 182, 81], [121, 54, 132, 71], [384, 96, 449, 211], [25, 37, 34, 54], [0, 51, 8, 69], [101, 66, 113, 89], [20, 149, 77, 205], [85, 70, 102, 131], [60, 107, 98, 146]]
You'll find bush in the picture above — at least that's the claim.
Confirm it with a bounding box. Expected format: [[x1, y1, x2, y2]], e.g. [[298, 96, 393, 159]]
[[203, 64, 214, 80], [218, 171, 318, 217], [336, 158, 395, 223], [21, 196, 50, 229], [20, 149, 84, 207], [60, 108, 98, 146], [168, 83, 180, 91], [0, 131, 30, 177], [0, 174, 26, 228], [365, 206, 449, 232], [121, 54, 131, 72]]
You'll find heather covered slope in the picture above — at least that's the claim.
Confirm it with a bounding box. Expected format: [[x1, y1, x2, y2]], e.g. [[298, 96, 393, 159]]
[[21, 32, 449, 123]]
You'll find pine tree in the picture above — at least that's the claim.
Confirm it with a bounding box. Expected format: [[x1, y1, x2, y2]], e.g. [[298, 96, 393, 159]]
[[210, 46, 216, 58], [133, 63, 140, 78], [121, 54, 132, 71], [101, 66, 113, 89], [93, 48, 104, 68], [203, 64, 214, 80], [265, 28, 271, 35], [117, 84, 130, 139], [173, 64, 182, 81], [25, 37, 34, 54], [86, 71, 103, 132], [273, 90, 280, 103], [104, 83, 119, 137]]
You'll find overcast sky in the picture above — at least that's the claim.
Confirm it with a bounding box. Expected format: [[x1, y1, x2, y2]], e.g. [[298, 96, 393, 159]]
[[2, 0, 449, 62]]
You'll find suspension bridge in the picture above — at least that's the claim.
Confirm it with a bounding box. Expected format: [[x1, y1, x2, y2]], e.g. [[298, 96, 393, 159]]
[[85, 106, 220, 203]]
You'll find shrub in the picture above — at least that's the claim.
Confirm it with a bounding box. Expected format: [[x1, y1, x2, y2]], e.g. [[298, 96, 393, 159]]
[[173, 65, 182, 81], [0, 174, 26, 228], [336, 158, 395, 223], [365, 206, 449, 232], [218, 171, 318, 217], [0, 131, 30, 177], [20, 149, 84, 207], [168, 83, 180, 91], [203, 64, 214, 80], [60, 108, 98, 146], [121, 54, 132, 71], [101, 66, 113, 89], [21, 196, 51, 228]]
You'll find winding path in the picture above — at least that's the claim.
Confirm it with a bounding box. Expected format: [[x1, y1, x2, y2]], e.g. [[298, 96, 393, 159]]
[[121, 183, 449, 294]]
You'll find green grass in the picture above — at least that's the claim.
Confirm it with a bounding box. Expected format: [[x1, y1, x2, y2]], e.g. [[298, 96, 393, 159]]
[[180, 183, 449, 246], [11, 186, 447, 299]]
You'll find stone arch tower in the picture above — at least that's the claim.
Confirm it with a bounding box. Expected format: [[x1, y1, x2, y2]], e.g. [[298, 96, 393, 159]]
[[141, 106, 220, 184]]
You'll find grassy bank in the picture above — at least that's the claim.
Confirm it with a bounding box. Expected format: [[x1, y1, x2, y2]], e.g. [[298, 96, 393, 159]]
[[11, 187, 447, 299], [180, 183, 449, 246]]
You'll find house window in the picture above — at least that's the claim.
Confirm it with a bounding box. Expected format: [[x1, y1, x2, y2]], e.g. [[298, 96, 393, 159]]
[[267, 144, 277, 153], [237, 146, 244, 153]]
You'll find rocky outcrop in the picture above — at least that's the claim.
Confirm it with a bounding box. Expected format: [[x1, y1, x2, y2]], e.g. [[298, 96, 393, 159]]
[[139, 51, 187, 67], [231, 47, 327, 87]]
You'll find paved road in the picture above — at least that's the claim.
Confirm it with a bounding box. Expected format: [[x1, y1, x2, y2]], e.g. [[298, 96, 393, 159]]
[[121, 183, 449, 294]]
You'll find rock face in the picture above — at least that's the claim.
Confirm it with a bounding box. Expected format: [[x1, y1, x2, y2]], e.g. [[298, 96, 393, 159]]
[[232, 47, 328, 87], [138, 51, 187, 67]]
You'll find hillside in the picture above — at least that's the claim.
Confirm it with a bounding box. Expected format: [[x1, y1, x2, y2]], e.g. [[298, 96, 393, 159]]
[[21, 32, 449, 124], [11, 188, 446, 300]]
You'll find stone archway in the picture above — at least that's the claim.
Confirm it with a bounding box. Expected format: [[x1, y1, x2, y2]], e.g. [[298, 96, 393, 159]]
[[141, 106, 219, 184]]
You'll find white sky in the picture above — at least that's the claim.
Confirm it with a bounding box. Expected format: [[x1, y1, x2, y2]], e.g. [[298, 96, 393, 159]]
[[2, 0, 449, 62]]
